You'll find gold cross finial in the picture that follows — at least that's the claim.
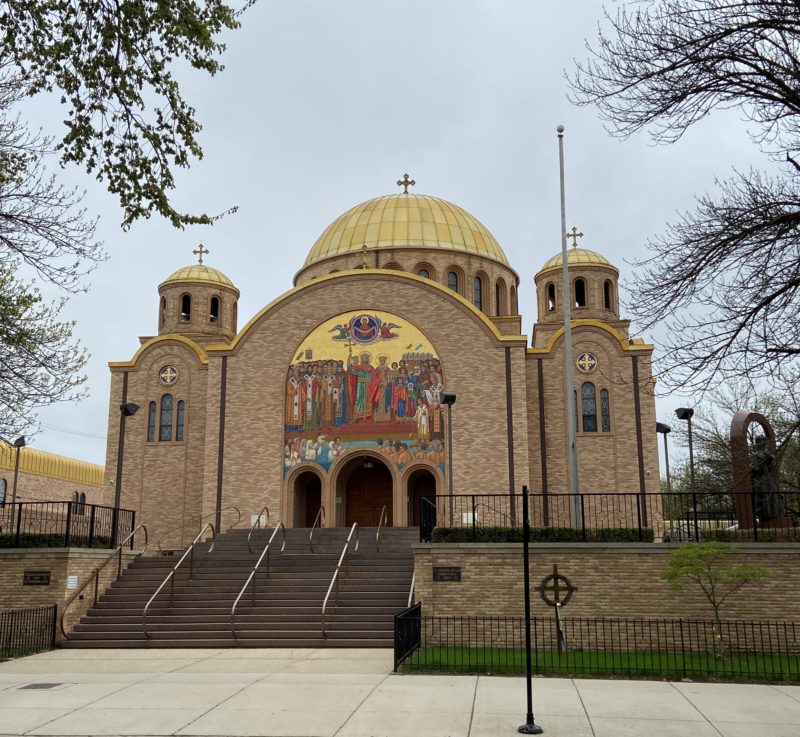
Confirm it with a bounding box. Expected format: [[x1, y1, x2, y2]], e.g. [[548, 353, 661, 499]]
[[397, 173, 415, 193], [567, 226, 584, 248], [193, 243, 209, 264]]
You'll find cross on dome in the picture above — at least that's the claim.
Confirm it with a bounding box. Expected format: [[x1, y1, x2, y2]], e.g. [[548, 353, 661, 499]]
[[567, 226, 584, 248], [193, 243, 209, 264], [396, 173, 415, 193]]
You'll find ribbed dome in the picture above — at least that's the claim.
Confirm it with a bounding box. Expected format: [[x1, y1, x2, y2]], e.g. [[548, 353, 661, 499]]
[[539, 248, 615, 272], [304, 193, 509, 267], [160, 264, 235, 289]]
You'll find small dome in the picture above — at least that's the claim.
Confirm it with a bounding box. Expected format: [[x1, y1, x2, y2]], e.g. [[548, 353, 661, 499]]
[[160, 264, 235, 289], [538, 247, 615, 273], [304, 193, 509, 267]]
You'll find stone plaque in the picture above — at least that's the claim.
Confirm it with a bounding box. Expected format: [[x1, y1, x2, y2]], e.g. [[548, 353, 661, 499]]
[[433, 566, 461, 582], [23, 570, 51, 586]]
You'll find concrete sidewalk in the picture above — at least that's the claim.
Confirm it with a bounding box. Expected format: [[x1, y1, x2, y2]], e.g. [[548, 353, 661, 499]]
[[1, 648, 799, 737]]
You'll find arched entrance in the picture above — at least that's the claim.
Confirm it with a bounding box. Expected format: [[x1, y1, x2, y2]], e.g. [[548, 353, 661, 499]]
[[293, 470, 322, 527], [407, 468, 437, 527], [338, 455, 393, 527]]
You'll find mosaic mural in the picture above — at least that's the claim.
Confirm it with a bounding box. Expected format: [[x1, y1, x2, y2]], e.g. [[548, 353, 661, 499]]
[[284, 311, 445, 473]]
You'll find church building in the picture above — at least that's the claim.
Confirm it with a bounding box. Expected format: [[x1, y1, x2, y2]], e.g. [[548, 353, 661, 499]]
[[106, 181, 660, 545]]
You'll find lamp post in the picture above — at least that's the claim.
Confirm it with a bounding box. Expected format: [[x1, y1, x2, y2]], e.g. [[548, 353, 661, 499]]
[[675, 408, 695, 493], [656, 422, 672, 494], [10, 435, 26, 508], [112, 403, 139, 546], [441, 392, 457, 526]]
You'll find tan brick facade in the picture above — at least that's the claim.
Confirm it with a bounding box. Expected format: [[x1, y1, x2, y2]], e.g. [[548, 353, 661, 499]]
[[104, 193, 660, 544]]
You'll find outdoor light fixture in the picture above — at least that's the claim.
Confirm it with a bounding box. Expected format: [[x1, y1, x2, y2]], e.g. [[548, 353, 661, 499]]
[[112, 402, 139, 546], [675, 407, 696, 495], [440, 392, 457, 406], [656, 422, 672, 495], [10, 435, 26, 508]]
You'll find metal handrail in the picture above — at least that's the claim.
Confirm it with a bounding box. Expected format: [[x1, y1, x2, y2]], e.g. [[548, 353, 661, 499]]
[[247, 506, 271, 554], [321, 522, 359, 638], [143, 522, 215, 639], [376, 505, 388, 553], [60, 524, 148, 638], [407, 570, 416, 608], [230, 522, 286, 640], [309, 505, 325, 553], [474, 502, 512, 526], [157, 505, 240, 552]]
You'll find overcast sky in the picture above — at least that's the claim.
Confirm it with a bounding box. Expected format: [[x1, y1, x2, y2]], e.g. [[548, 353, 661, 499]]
[[20, 1, 767, 473]]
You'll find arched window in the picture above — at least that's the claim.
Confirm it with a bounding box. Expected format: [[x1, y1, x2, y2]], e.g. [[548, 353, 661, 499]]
[[573, 389, 578, 432], [78, 492, 86, 515], [159, 296, 166, 327], [418, 269, 430, 279], [600, 389, 611, 432], [547, 283, 556, 312], [383, 262, 402, 270], [176, 400, 186, 441], [574, 278, 587, 308], [159, 394, 174, 441], [495, 279, 507, 316], [581, 382, 597, 432], [147, 401, 157, 442], [447, 271, 459, 292], [180, 294, 191, 322], [604, 280, 613, 310], [473, 276, 484, 311], [209, 296, 220, 323], [0, 478, 7, 507], [510, 285, 518, 314]]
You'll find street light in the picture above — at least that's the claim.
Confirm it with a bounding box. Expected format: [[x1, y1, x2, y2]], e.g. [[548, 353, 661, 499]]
[[10, 435, 26, 508], [441, 392, 457, 525], [656, 422, 672, 494], [112, 402, 139, 546], [675, 408, 696, 495]]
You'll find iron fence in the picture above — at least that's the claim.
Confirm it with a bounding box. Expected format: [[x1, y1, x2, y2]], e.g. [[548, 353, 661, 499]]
[[421, 491, 800, 543], [0, 605, 57, 659], [394, 609, 800, 680], [0, 501, 135, 549]]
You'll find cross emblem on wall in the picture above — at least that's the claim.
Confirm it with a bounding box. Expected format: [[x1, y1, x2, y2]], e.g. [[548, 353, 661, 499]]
[[160, 366, 178, 385], [193, 243, 209, 264], [577, 352, 598, 373], [396, 173, 415, 193]]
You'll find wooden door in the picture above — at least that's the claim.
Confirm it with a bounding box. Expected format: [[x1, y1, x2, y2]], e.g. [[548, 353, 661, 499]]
[[409, 473, 436, 526], [345, 465, 393, 526]]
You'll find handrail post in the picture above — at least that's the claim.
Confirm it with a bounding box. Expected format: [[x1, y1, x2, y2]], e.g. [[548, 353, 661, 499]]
[[64, 501, 72, 548], [471, 495, 476, 542], [93, 570, 99, 606]]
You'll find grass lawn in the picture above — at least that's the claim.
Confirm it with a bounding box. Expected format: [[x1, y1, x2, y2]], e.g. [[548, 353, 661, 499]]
[[400, 645, 800, 681]]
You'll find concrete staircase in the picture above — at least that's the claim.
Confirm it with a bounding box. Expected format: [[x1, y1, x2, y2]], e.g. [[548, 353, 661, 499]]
[[61, 526, 418, 648]]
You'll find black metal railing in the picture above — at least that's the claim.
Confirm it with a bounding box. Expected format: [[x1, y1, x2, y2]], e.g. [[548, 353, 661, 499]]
[[394, 603, 422, 669], [394, 613, 800, 680], [421, 491, 800, 543], [0, 501, 136, 549], [0, 605, 57, 659]]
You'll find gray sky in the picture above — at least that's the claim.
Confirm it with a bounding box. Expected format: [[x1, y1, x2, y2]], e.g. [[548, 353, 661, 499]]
[[21, 0, 766, 473]]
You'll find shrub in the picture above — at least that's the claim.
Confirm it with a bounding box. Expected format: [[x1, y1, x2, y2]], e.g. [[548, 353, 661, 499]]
[[430, 526, 654, 543]]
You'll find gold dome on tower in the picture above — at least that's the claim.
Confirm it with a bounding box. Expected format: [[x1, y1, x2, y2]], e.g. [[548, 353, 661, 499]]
[[304, 193, 510, 267], [160, 264, 235, 289], [538, 247, 615, 274]]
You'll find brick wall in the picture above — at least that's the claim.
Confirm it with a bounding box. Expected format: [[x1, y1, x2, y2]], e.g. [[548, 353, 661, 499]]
[[0, 548, 138, 639], [413, 543, 800, 621]]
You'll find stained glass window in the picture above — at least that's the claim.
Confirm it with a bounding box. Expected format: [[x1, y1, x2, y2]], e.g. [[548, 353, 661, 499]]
[[147, 401, 156, 442], [601, 389, 611, 432], [176, 400, 186, 441], [473, 276, 483, 310], [582, 382, 597, 432], [448, 271, 459, 292], [159, 394, 173, 441], [0, 478, 7, 506], [418, 269, 430, 279]]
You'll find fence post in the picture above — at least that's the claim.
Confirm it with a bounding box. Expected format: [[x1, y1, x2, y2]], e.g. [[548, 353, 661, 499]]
[[750, 491, 759, 543], [14, 503, 22, 547], [64, 502, 72, 548], [88, 505, 96, 547], [636, 496, 643, 542], [691, 490, 700, 542], [471, 495, 476, 542], [50, 604, 58, 648], [580, 495, 587, 542], [130, 510, 136, 549]]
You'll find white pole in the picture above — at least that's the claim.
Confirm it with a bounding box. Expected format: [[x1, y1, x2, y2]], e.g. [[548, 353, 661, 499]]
[[557, 125, 581, 527]]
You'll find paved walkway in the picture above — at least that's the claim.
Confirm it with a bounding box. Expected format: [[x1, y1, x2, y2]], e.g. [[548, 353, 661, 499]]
[[1, 648, 799, 737]]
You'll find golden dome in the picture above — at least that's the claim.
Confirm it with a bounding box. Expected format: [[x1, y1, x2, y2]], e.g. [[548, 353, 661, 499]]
[[0, 442, 105, 487], [160, 264, 236, 289], [539, 247, 615, 272], [304, 193, 509, 267]]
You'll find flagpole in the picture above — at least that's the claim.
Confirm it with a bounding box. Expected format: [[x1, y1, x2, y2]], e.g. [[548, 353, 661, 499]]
[[557, 125, 581, 526]]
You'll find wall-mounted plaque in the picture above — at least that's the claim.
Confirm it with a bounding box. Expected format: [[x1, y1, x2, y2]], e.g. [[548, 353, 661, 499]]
[[23, 570, 51, 586], [433, 566, 462, 582]]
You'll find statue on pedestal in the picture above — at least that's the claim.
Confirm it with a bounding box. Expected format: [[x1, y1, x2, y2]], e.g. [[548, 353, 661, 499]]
[[750, 435, 785, 522]]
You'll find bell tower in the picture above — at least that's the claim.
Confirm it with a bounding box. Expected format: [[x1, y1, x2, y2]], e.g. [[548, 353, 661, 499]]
[[157, 245, 240, 344]]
